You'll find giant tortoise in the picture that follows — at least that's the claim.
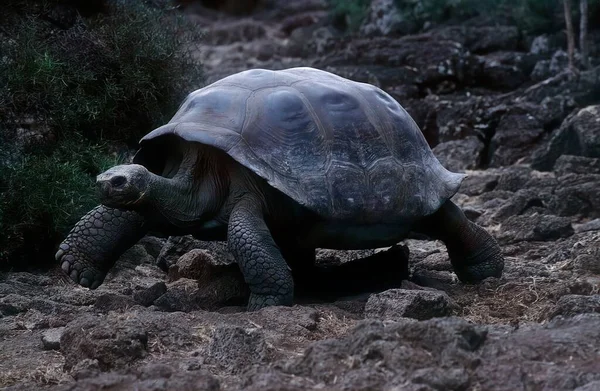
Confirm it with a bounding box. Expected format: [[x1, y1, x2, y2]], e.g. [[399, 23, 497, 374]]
[[56, 67, 504, 310]]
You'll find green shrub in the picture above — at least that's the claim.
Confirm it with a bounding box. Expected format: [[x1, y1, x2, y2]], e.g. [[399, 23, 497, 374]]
[[0, 0, 204, 268], [329, 0, 371, 31], [328, 0, 599, 35], [328, 0, 570, 34], [2, 1, 204, 144], [511, 0, 562, 33], [0, 139, 119, 264], [394, 0, 569, 34], [394, 0, 478, 24]]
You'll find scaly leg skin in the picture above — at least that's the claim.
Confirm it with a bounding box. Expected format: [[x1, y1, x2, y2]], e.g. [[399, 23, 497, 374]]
[[227, 196, 294, 311], [55, 205, 148, 289], [416, 200, 504, 283]]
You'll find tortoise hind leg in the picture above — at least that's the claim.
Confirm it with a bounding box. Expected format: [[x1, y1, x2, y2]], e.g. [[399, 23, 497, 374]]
[[414, 200, 504, 283], [56, 205, 147, 289]]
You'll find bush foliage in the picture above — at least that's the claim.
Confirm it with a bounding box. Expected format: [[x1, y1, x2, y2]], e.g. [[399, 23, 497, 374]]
[[0, 0, 204, 267], [331, 0, 597, 34], [395, 0, 566, 33], [2, 1, 203, 143], [0, 139, 119, 262], [329, 0, 371, 31]]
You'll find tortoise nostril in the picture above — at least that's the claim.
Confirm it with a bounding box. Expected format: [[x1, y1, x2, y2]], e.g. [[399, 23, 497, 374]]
[[110, 175, 127, 188]]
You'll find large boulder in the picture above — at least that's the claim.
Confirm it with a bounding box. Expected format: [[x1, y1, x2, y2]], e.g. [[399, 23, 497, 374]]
[[154, 247, 249, 312], [547, 173, 600, 218], [498, 214, 574, 243], [60, 315, 148, 372], [433, 136, 484, 171], [532, 105, 600, 171], [489, 112, 545, 167]]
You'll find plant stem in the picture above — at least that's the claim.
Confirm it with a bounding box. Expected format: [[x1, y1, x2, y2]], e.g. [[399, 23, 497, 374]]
[[579, 0, 589, 69], [563, 0, 576, 72]]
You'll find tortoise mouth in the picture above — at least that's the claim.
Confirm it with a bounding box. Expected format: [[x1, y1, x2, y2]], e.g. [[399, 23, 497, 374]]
[[96, 164, 150, 208], [97, 183, 146, 208], [97, 181, 142, 207]]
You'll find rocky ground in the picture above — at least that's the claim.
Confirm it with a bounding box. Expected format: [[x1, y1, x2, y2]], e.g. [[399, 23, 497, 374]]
[[2, 0, 600, 390]]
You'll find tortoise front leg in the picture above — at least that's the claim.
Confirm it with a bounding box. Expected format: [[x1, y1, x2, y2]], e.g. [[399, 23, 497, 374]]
[[415, 200, 504, 283], [56, 205, 148, 289], [227, 195, 294, 311]]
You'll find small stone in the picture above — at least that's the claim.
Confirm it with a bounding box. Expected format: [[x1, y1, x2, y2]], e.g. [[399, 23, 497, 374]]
[[365, 288, 455, 321], [153, 279, 201, 312], [414, 252, 453, 272], [156, 236, 233, 272], [549, 295, 600, 319], [315, 248, 376, 267], [573, 218, 600, 233], [411, 269, 456, 290], [171, 249, 217, 281], [132, 282, 167, 307], [573, 254, 600, 274], [41, 327, 64, 350], [94, 293, 139, 313]]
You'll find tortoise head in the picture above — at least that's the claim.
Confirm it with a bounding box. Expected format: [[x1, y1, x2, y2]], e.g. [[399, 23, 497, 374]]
[[96, 164, 151, 208]]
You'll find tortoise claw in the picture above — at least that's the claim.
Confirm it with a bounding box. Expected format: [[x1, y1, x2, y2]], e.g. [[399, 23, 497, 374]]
[[55, 205, 147, 290], [56, 243, 107, 289]]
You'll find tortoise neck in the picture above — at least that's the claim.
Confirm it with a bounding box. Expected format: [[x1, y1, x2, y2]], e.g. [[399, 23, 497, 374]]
[[146, 146, 230, 227]]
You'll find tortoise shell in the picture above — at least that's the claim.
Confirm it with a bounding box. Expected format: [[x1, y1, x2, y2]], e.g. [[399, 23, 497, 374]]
[[137, 67, 464, 223]]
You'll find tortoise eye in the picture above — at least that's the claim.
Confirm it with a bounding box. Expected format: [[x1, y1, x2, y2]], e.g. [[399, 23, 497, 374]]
[[110, 176, 127, 188]]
